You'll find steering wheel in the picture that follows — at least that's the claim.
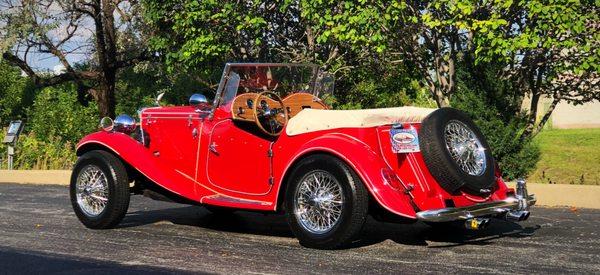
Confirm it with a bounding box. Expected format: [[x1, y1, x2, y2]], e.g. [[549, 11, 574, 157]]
[[252, 91, 288, 136]]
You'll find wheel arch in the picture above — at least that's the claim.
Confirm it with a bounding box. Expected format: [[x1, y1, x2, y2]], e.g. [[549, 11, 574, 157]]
[[76, 140, 139, 183], [75, 131, 197, 199], [276, 150, 347, 212], [274, 134, 417, 219]]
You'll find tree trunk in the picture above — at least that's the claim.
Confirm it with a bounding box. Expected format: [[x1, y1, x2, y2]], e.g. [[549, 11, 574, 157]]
[[520, 92, 540, 141], [92, 73, 116, 118], [531, 95, 561, 138], [434, 91, 451, 107]]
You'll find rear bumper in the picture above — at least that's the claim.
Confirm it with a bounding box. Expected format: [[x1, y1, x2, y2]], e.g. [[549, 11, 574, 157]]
[[416, 180, 536, 223]]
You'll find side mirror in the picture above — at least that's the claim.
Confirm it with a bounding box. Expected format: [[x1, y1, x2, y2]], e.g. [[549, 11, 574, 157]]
[[189, 93, 210, 109], [155, 92, 166, 106]]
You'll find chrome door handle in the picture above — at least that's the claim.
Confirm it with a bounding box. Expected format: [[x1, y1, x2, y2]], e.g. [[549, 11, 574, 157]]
[[192, 128, 198, 139], [209, 142, 218, 154]]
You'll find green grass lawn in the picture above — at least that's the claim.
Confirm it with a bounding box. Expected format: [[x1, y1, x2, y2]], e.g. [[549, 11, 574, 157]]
[[528, 128, 600, 185]]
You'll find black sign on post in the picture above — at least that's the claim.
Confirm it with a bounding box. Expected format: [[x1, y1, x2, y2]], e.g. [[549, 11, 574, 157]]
[[4, 120, 24, 170], [3, 120, 24, 144]]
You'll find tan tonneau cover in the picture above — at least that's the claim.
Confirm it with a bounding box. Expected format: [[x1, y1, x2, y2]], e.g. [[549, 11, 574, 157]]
[[286, 106, 436, 136]]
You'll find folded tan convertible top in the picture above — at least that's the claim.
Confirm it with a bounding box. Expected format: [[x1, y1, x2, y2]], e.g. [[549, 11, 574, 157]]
[[286, 106, 436, 136]]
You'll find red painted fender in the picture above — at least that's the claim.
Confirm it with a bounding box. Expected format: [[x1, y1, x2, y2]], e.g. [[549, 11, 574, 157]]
[[76, 131, 198, 201], [274, 132, 417, 219]]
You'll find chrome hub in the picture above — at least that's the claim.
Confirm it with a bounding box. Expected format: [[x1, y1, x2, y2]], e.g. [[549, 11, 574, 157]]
[[76, 165, 109, 217], [444, 120, 487, 176], [294, 171, 344, 234]]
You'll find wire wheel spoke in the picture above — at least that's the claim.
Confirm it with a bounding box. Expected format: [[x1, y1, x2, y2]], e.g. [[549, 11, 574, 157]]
[[76, 165, 109, 217], [294, 170, 344, 234], [444, 120, 487, 176]]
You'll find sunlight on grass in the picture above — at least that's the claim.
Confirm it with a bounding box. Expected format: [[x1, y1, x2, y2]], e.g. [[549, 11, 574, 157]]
[[528, 128, 600, 185]]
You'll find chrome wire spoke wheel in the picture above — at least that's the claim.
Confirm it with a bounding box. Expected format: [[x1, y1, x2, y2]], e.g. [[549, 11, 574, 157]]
[[444, 120, 487, 176], [76, 165, 109, 217], [294, 170, 344, 234]]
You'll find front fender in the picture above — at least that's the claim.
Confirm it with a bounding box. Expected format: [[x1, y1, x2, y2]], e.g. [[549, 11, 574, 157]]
[[275, 132, 417, 219], [76, 131, 197, 200]]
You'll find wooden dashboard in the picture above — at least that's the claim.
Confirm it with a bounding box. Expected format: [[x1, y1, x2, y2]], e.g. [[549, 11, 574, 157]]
[[231, 92, 328, 122]]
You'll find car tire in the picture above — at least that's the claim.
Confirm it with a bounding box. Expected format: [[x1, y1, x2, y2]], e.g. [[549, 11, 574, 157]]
[[285, 154, 369, 249], [70, 150, 130, 229], [419, 108, 495, 196]]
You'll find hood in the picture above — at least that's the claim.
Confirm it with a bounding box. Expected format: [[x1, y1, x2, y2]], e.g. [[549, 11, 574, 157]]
[[285, 106, 436, 136]]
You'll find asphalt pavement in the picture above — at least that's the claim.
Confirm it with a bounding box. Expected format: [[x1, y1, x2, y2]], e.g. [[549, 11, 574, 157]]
[[0, 183, 598, 274]]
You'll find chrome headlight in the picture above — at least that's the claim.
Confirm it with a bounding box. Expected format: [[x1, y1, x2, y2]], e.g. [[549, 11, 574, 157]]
[[113, 114, 136, 134]]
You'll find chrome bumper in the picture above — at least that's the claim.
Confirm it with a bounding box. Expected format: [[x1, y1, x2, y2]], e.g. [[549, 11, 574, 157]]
[[416, 180, 536, 223]]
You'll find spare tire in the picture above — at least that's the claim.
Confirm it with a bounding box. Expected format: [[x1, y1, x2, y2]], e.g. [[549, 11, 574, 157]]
[[419, 108, 495, 196]]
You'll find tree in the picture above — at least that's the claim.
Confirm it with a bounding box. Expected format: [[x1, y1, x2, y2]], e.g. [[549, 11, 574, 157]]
[[296, 1, 509, 108], [142, 0, 431, 109], [0, 60, 34, 124], [473, 0, 600, 140], [0, 0, 149, 118], [142, 0, 344, 80]]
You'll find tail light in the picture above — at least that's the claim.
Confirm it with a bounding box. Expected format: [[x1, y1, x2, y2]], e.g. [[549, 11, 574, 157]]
[[381, 168, 403, 190]]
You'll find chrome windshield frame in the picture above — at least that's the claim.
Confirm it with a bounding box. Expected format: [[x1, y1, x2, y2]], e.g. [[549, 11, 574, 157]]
[[208, 63, 320, 119]]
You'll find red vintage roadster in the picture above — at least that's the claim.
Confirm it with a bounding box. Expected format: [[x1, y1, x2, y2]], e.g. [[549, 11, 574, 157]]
[[71, 63, 535, 249]]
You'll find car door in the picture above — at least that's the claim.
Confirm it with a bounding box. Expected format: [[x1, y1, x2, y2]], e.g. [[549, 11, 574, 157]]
[[206, 119, 273, 195], [143, 109, 201, 179]]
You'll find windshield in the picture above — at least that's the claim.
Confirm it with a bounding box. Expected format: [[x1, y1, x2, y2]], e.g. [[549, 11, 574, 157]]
[[214, 63, 332, 109]]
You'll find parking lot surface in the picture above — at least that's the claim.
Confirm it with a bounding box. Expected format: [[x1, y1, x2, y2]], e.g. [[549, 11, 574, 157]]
[[0, 183, 598, 274]]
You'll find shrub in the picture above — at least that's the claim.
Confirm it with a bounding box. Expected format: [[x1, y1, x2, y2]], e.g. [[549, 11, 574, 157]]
[[0, 61, 35, 124], [452, 64, 541, 180], [27, 84, 99, 144], [0, 84, 95, 170], [13, 132, 76, 170], [333, 63, 436, 110], [0, 129, 76, 170]]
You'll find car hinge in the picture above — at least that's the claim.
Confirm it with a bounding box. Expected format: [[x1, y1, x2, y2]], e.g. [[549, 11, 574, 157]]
[[267, 149, 273, 157], [268, 177, 274, 185], [404, 183, 414, 194]]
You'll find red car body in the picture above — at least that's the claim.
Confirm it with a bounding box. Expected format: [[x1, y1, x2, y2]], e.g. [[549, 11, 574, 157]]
[[72, 63, 534, 248], [77, 107, 514, 219]]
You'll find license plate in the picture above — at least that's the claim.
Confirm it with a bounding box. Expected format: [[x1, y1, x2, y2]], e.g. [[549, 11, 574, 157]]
[[389, 127, 420, 153]]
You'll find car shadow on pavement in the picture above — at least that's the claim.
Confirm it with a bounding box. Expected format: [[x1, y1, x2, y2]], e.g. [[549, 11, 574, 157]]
[[119, 205, 295, 238], [119, 205, 541, 249], [0, 246, 191, 274], [354, 218, 541, 248]]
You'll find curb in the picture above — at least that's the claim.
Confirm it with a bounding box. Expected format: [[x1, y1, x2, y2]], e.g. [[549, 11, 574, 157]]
[[1, 170, 599, 209], [0, 170, 71, 185]]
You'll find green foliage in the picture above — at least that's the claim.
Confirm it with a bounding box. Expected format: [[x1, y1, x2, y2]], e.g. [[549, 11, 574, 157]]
[[473, 0, 599, 106], [144, 0, 268, 71], [0, 83, 94, 169], [0, 129, 75, 170], [27, 84, 99, 144], [333, 64, 436, 109], [116, 64, 212, 116], [0, 61, 35, 124], [12, 132, 76, 170], [297, 0, 404, 54]]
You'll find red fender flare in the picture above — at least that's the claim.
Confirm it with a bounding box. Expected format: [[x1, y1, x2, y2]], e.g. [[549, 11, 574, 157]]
[[76, 131, 198, 200], [274, 133, 417, 219]]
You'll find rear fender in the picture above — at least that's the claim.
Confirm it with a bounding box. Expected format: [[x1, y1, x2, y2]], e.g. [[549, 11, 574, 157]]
[[276, 133, 417, 219], [76, 131, 197, 200]]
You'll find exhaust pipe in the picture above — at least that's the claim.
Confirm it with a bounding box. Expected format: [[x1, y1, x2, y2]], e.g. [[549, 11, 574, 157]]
[[464, 218, 490, 230], [505, 210, 530, 222]]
